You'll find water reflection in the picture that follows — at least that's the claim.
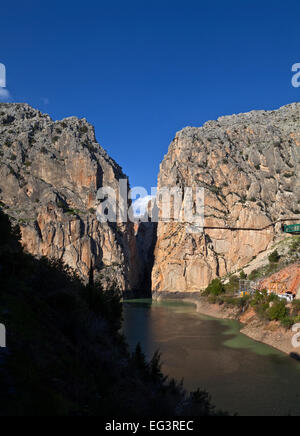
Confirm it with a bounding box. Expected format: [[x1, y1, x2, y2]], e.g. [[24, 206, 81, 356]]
[[123, 300, 300, 416]]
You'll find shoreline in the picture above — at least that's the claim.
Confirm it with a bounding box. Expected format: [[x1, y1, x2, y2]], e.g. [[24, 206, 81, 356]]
[[152, 292, 299, 359]]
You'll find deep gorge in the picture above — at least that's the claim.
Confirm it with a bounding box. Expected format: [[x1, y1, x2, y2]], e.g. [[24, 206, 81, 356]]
[[1, 103, 299, 298]]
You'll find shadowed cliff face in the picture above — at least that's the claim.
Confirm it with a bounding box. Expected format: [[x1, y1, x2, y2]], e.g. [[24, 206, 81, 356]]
[[0, 103, 139, 291], [135, 220, 157, 296], [152, 104, 300, 293]]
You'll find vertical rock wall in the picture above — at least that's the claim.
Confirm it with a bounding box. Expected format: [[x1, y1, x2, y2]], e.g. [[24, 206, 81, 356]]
[[0, 104, 139, 290], [152, 104, 300, 292]]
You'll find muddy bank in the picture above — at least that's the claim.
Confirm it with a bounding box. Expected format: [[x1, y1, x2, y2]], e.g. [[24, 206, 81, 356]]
[[182, 297, 240, 320], [153, 292, 299, 358], [240, 317, 295, 356]]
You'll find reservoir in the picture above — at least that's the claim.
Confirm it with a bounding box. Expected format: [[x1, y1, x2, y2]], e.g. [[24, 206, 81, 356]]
[[123, 299, 300, 416]]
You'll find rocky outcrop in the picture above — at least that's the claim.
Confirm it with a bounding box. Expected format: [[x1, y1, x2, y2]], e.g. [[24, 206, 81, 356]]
[[0, 103, 139, 290], [258, 263, 300, 297], [152, 104, 300, 292]]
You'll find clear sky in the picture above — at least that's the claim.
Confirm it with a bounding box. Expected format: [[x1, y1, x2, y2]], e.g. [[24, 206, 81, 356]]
[[1, 0, 300, 192]]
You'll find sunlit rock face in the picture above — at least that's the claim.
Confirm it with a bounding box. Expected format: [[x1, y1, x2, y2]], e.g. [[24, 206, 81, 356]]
[[258, 263, 300, 297], [0, 103, 139, 290], [152, 104, 300, 292]]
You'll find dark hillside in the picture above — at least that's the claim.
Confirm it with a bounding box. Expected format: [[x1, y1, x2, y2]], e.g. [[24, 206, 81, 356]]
[[0, 208, 223, 416]]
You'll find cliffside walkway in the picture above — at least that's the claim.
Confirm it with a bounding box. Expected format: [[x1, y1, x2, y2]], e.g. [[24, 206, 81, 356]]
[[203, 218, 300, 232]]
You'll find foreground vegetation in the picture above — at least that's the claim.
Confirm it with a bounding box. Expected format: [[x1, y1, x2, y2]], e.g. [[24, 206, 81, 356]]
[[0, 209, 226, 416], [205, 280, 300, 329], [204, 245, 300, 330]]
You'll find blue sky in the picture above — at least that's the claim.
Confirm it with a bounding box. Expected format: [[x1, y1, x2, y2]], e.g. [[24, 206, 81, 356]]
[[1, 0, 300, 192]]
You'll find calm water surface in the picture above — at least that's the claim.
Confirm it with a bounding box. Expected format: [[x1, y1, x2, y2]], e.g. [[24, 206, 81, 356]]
[[122, 299, 300, 416]]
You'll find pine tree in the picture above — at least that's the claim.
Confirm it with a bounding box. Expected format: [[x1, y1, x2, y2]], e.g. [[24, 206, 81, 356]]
[[88, 261, 94, 289]]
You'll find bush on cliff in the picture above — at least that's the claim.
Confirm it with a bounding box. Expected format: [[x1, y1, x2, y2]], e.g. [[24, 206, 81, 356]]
[[240, 271, 247, 280], [224, 275, 240, 294], [250, 290, 292, 327], [251, 290, 272, 319], [291, 300, 300, 316], [280, 316, 295, 330], [267, 301, 289, 322], [222, 295, 250, 309], [205, 278, 225, 297], [288, 237, 300, 257], [268, 250, 280, 264]]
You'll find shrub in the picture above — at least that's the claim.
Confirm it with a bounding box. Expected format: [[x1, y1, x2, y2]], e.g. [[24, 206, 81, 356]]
[[251, 290, 272, 318], [205, 278, 225, 296], [293, 315, 300, 324], [289, 238, 300, 256], [281, 316, 295, 330], [267, 301, 288, 322], [57, 200, 69, 213], [291, 300, 300, 316], [66, 209, 81, 216], [248, 269, 261, 281], [224, 275, 239, 294], [208, 294, 218, 304], [268, 250, 280, 264], [79, 126, 89, 134], [240, 271, 247, 280], [250, 290, 266, 307], [224, 295, 249, 308]]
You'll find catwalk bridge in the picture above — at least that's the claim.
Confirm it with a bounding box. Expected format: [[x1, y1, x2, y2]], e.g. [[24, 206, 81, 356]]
[[202, 218, 300, 233]]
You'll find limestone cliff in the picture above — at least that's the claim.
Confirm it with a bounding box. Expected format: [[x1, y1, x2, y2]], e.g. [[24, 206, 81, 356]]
[[0, 103, 139, 290], [152, 104, 300, 292]]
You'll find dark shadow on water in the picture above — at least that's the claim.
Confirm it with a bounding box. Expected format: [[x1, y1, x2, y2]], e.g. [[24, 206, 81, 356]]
[[123, 300, 154, 358]]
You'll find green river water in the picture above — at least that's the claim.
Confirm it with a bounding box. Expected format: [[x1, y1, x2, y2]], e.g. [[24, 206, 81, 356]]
[[122, 299, 300, 416]]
